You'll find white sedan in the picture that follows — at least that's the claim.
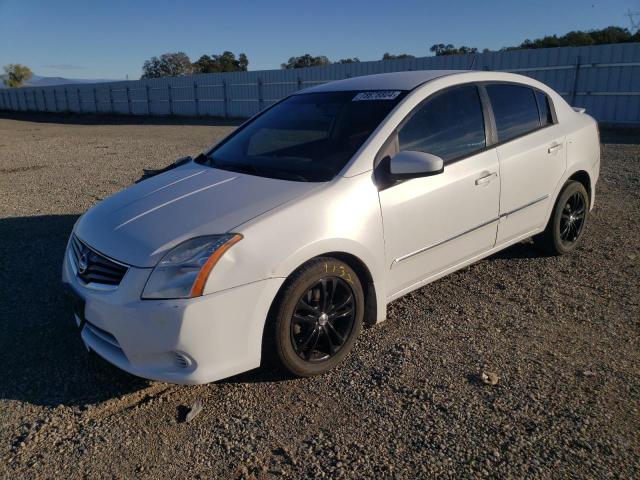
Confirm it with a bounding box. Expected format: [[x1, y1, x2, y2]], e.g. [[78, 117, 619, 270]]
[[62, 70, 600, 384]]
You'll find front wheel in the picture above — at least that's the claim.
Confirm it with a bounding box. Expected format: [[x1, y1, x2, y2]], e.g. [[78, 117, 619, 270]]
[[269, 258, 364, 377], [534, 180, 589, 255]]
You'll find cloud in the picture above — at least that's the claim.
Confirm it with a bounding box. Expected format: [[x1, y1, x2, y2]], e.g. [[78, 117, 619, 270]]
[[45, 64, 85, 70]]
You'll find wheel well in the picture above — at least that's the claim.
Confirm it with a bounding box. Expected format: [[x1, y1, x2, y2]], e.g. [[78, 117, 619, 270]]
[[323, 252, 377, 327], [266, 253, 378, 330], [568, 170, 591, 203]]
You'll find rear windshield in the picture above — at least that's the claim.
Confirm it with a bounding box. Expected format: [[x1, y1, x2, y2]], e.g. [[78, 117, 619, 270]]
[[203, 90, 407, 182]]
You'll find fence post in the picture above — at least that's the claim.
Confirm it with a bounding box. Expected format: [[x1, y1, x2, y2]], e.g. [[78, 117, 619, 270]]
[[193, 81, 199, 116], [222, 79, 228, 117], [64, 88, 69, 112], [24, 90, 29, 111], [257, 77, 263, 112], [570, 55, 581, 105], [43, 90, 48, 112], [126, 86, 132, 114], [167, 84, 173, 115], [33, 91, 37, 111], [77, 88, 81, 112], [146, 85, 151, 115], [92, 87, 97, 112], [297, 77, 302, 91], [108, 85, 114, 114], [53, 89, 59, 112]]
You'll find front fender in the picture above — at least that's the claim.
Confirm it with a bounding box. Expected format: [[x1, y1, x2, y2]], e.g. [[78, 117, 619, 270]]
[[203, 174, 389, 322]]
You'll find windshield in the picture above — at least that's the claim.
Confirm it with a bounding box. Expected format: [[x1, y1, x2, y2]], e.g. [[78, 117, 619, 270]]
[[204, 90, 407, 182]]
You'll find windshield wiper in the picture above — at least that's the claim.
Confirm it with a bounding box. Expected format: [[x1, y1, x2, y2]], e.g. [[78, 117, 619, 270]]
[[205, 155, 309, 182]]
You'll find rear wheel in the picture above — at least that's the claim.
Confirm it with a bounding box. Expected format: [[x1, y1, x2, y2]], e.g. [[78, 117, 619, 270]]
[[269, 258, 364, 377], [534, 180, 589, 255]]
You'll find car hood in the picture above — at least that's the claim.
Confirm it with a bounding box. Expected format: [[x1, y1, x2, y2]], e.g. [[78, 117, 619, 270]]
[[75, 162, 320, 267]]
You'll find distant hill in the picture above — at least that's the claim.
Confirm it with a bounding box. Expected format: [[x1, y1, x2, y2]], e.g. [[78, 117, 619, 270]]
[[1, 74, 116, 88]]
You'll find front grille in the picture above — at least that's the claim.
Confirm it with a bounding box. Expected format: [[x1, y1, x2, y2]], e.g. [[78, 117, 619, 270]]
[[69, 235, 128, 287]]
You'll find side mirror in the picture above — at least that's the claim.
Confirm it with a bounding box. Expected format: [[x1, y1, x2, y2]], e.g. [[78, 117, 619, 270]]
[[389, 150, 444, 180]]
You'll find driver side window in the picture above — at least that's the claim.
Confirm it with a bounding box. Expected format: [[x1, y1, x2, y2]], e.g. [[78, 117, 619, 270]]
[[398, 85, 486, 163]]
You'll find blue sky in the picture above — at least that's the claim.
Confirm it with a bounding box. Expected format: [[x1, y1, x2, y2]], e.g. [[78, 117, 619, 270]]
[[1, 0, 637, 80]]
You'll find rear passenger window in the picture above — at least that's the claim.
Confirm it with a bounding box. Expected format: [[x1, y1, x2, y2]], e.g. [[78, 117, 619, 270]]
[[398, 85, 486, 162], [535, 90, 554, 126], [486, 84, 541, 142]]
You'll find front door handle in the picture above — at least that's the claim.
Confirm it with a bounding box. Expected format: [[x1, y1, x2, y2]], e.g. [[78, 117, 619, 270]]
[[548, 143, 564, 154], [475, 172, 498, 186]]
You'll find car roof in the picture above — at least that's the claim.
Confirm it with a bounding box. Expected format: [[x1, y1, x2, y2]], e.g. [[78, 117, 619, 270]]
[[296, 70, 466, 94]]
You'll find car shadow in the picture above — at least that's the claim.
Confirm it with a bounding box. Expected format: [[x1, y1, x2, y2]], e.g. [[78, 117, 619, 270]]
[[487, 239, 548, 261], [0, 111, 246, 127], [599, 127, 640, 145], [0, 214, 548, 407], [0, 215, 149, 407], [218, 366, 294, 385]]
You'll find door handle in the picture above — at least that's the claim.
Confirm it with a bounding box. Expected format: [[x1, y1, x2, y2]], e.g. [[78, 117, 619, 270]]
[[475, 172, 498, 186], [548, 143, 564, 154]]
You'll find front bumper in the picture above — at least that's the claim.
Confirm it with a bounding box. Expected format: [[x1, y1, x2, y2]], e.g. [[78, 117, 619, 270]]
[[62, 245, 283, 384]]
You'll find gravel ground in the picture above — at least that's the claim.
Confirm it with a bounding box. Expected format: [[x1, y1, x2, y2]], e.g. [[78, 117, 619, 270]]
[[0, 113, 638, 479]]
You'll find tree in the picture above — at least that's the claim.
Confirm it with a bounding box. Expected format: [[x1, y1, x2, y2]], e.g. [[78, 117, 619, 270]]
[[193, 51, 249, 73], [335, 57, 360, 64], [2, 64, 33, 88], [141, 52, 193, 79], [281, 54, 331, 69], [506, 26, 639, 50], [430, 44, 478, 56], [382, 53, 415, 60]]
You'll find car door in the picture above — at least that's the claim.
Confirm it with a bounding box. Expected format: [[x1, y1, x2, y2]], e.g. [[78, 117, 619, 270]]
[[378, 85, 501, 298], [484, 84, 567, 244]]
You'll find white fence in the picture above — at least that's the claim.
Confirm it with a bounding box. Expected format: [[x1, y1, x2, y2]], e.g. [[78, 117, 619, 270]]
[[1, 43, 639, 124]]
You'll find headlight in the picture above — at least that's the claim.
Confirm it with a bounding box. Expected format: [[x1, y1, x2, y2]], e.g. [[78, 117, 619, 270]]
[[142, 234, 242, 299]]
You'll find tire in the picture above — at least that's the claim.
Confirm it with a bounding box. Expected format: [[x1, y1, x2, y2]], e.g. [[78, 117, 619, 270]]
[[268, 257, 364, 377], [534, 180, 589, 255]]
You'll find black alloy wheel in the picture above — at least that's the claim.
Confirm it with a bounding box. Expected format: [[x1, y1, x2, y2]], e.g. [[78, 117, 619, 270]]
[[268, 257, 365, 377], [559, 191, 586, 246], [290, 277, 356, 362], [534, 180, 589, 255]]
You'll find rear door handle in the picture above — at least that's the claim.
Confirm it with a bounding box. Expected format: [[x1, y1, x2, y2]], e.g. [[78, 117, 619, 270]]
[[548, 143, 564, 154], [475, 172, 498, 186]]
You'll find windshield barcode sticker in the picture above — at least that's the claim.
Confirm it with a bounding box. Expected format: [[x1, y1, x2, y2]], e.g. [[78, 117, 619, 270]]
[[352, 91, 401, 101]]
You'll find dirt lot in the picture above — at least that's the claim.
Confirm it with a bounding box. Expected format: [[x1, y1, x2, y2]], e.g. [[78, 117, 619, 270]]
[[0, 113, 638, 479]]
